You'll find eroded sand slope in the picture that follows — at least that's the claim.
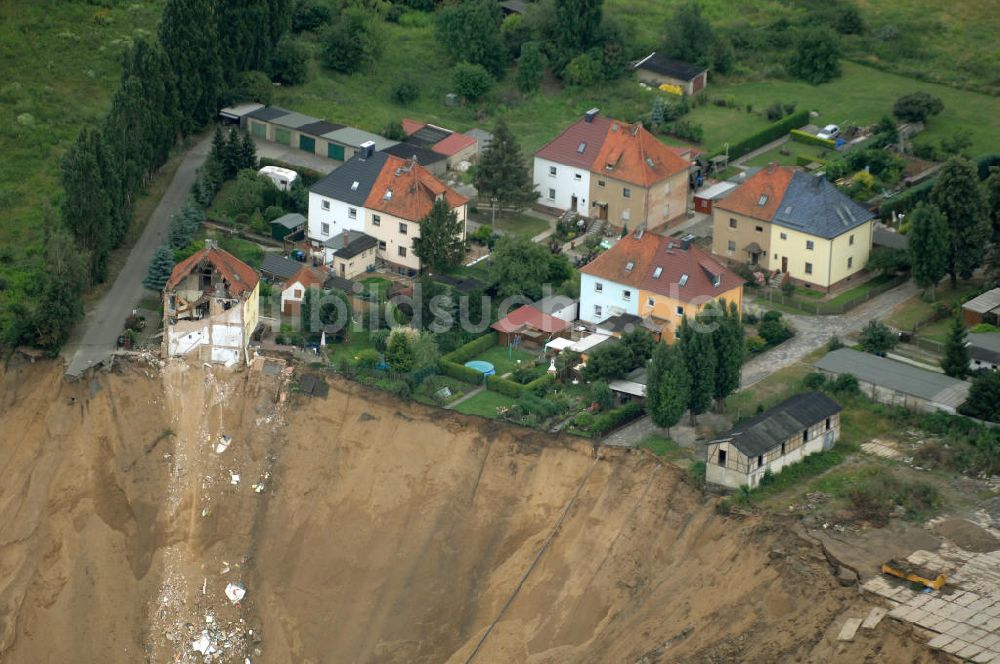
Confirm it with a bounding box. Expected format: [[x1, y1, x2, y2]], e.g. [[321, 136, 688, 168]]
[[0, 360, 934, 663]]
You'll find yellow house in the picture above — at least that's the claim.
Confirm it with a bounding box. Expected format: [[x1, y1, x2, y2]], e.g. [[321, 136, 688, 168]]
[[767, 171, 876, 290], [580, 231, 744, 344]]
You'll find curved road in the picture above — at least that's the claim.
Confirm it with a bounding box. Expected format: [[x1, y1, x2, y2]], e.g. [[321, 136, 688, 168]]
[[64, 135, 213, 378]]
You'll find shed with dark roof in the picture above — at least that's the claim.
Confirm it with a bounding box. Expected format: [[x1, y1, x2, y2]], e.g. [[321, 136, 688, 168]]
[[705, 392, 842, 490], [381, 141, 448, 176], [632, 52, 708, 95]]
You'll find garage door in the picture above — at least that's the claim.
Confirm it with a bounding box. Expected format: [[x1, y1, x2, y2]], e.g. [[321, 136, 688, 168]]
[[250, 121, 266, 139], [299, 135, 316, 153], [327, 142, 345, 161], [275, 127, 291, 145]]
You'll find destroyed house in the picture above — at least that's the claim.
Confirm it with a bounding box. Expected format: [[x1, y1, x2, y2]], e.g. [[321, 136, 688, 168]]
[[163, 240, 260, 365]]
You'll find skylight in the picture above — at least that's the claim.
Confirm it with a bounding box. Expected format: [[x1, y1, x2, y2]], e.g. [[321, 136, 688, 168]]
[[384, 189, 393, 200], [351, 181, 359, 191], [577, 142, 587, 153], [784, 205, 792, 214], [625, 261, 635, 272], [679, 273, 689, 286], [758, 194, 768, 206], [646, 157, 655, 167], [653, 266, 663, 279]]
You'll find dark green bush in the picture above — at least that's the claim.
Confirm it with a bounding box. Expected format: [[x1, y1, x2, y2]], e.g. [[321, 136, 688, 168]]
[[714, 109, 809, 161], [803, 372, 827, 389]]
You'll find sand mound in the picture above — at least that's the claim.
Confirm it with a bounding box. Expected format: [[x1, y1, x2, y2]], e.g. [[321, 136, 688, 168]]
[[934, 518, 1000, 553], [0, 360, 935, 663]]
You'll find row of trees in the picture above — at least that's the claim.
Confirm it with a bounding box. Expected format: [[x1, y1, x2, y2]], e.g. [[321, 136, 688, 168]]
[[645, 301, 745, 432], [909, 159, 1000, 298], [22, 0, 294, 351]]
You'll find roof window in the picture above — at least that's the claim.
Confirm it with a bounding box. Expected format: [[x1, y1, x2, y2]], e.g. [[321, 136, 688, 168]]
[[653, 266, 663, 279], [577, 142, 587, 153], [758, 194, 768, 206], [646, 157, 655, 167], [384, 188, 392, 200], [679, 273, 689, 287], [625, 260, 635, 272], [351, 181, 359, 191]]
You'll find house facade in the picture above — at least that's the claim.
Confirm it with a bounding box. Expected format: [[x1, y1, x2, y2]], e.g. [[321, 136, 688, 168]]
[[280, 265, 327, 316], [712, 165, 876, 291], [705, 392, 842, 490], [163, 241, 260, 365], [534, 110, 691, 228], [580, 230, 743, 343]]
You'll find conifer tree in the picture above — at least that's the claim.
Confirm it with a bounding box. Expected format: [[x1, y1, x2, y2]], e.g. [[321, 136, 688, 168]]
[[61, 128, 114, 283], [239, 132, 258, 170], [472, 119, 538, 226], [941, 313, 970, 379], [159, 0, 224, 133], [712, 300, 744, 411], [645, 341, 689, 435], [33, 211, 90, 350], [931, 157, 989, 286], [144, 245, 176, 291], [908, 203, 949, 300], [679, 316, 716, 424], [413, 198, 465, 272], [386, 329, 415, 373]]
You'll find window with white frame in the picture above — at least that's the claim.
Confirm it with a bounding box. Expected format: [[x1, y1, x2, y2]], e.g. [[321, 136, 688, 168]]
[[806, 240, 814, 250], [676, 305, 684, 316], [378, 240, 386, 250], [399, 222, 407, 235], [623, 290, 631, 301], [594, 282, 603, 293], [373, 214, 381, 226], [548, 188, 555, 200], [623, 187, 631, 198], [398, 246, 407, 257], [594, 304, 602, 317], [574, 173, 582, 181], [647, 297, 655, 307], [549, 166, 556, 176], [348, 207, 357, 219], [321, 199, 330, 211], [727, 240, 736, 251], [321, 222, 330, 235], [805, 262, 813, 274]]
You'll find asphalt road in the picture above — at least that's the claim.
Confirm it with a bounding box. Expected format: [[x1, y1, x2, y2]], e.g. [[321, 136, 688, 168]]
[[64, 135, 213, 378]]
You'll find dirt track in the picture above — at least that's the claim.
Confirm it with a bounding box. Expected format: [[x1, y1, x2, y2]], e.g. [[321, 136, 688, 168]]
[[0, 358, 936, 663]]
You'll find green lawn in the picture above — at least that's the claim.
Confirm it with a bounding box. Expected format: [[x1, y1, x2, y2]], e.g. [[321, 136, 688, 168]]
[[710, 61, 1000, 157], [452, 389, 516, 418], [360, 276, 392, 300], [473, 345, 537, 376], [744, 140, 833, 169], [638, 436, 692, 463], [217, 236, 265, 270], [888, 281, 983, 332], [470, 211, 550, 239], [685, 103, 773, 155], [825, 273, 898, 307], [0, 0, 166, 323], [326, 329, 373, 365]]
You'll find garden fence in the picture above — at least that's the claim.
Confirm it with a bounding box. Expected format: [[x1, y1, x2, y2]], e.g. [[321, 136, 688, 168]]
[[759, 275, 908, 315]]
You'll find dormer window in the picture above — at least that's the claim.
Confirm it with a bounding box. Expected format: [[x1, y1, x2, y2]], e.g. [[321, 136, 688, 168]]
[[653, 266, 663, 279], [712, 274, 721, 287], [625, 260, 635, 272], [758, 194, 768, 206], [679, 273, 689, 286]]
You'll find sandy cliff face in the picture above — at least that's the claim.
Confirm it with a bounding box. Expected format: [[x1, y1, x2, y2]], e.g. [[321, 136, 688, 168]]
[[0, 360, 932, 663]]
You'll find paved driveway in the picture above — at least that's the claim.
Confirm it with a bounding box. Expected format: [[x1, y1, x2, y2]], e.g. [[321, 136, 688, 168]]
[[64, 135, 213, 378]]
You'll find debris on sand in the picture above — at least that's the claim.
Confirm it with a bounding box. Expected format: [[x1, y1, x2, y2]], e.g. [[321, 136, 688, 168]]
[[225, 583, 246, 604], [215, 435, 232, 454]]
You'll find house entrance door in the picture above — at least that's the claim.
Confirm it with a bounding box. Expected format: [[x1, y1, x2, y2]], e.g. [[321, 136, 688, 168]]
[[781, 256, 788, 273], [571, 195, 578, 211]]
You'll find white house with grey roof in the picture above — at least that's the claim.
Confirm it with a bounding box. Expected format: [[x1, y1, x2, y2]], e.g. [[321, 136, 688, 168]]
[[308, 147, 388, 246], [706, 392, 842, 490]]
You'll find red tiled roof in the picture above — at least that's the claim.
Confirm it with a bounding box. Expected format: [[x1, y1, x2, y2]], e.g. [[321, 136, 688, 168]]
[[715, 164, 795, 221], [491, 304, 571, 334], [431, 132, 477, 156], [535, 115, 613, 169], [592, 122, 690, 187], [402, 118, 424, 135], [166, 245, 259, 297], [364, 155, 468, 221], [287, 266, 326, 290], [581, 232, 742, 303]]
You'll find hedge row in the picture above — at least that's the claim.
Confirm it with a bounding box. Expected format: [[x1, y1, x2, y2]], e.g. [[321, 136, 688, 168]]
[[880, 153, 1000, 218], [440, 359, 485, 384], [486, 371, 555, 398], [443, 331, 498, 364], [796, 154, 826, 168], [713, 109, 809, 162], [592, 401, 645, 436], [789, 129, 836, 149]]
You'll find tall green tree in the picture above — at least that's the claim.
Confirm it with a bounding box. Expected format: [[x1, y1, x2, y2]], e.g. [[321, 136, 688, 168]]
[[892, 91, 944, 123], [32, 214, 90, 351], [983, 166, 1000, 245], [492, 235, 564, 298], [941, 314, 970, 378], [435, 0, 506, 77], [553, 0, 603, 54], [679, 316, 716, 424], [858, 320, 897, 354], [159, 0, 224, 133], [217, 0, 272, 78], [907, 203, 949, 299], [789, 28, 841, 85], [412, 198, 466, 272], [664, 2, 714, 65], [930, 156, 989, 286], [386, 328, 415, 373], [119, 38, 179, 169], [61, 128, 113, 283], [516, 41, 546, 93], [322, 8, 383, 73], [645, 342, 690, 434], [473, 119, 538, 225], [712, 300, 744, 411]]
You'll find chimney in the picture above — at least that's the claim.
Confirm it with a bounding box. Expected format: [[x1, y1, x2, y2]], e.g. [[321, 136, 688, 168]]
[[359, 140, 375, 159], [205, 238, 216, 250], [767, 162, 777, 174], [342, 228, 350, 249], [584, 108, 600, 123]]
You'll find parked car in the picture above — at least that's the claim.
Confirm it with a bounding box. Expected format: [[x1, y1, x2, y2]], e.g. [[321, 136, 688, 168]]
[[817, 124, 840, 140]]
